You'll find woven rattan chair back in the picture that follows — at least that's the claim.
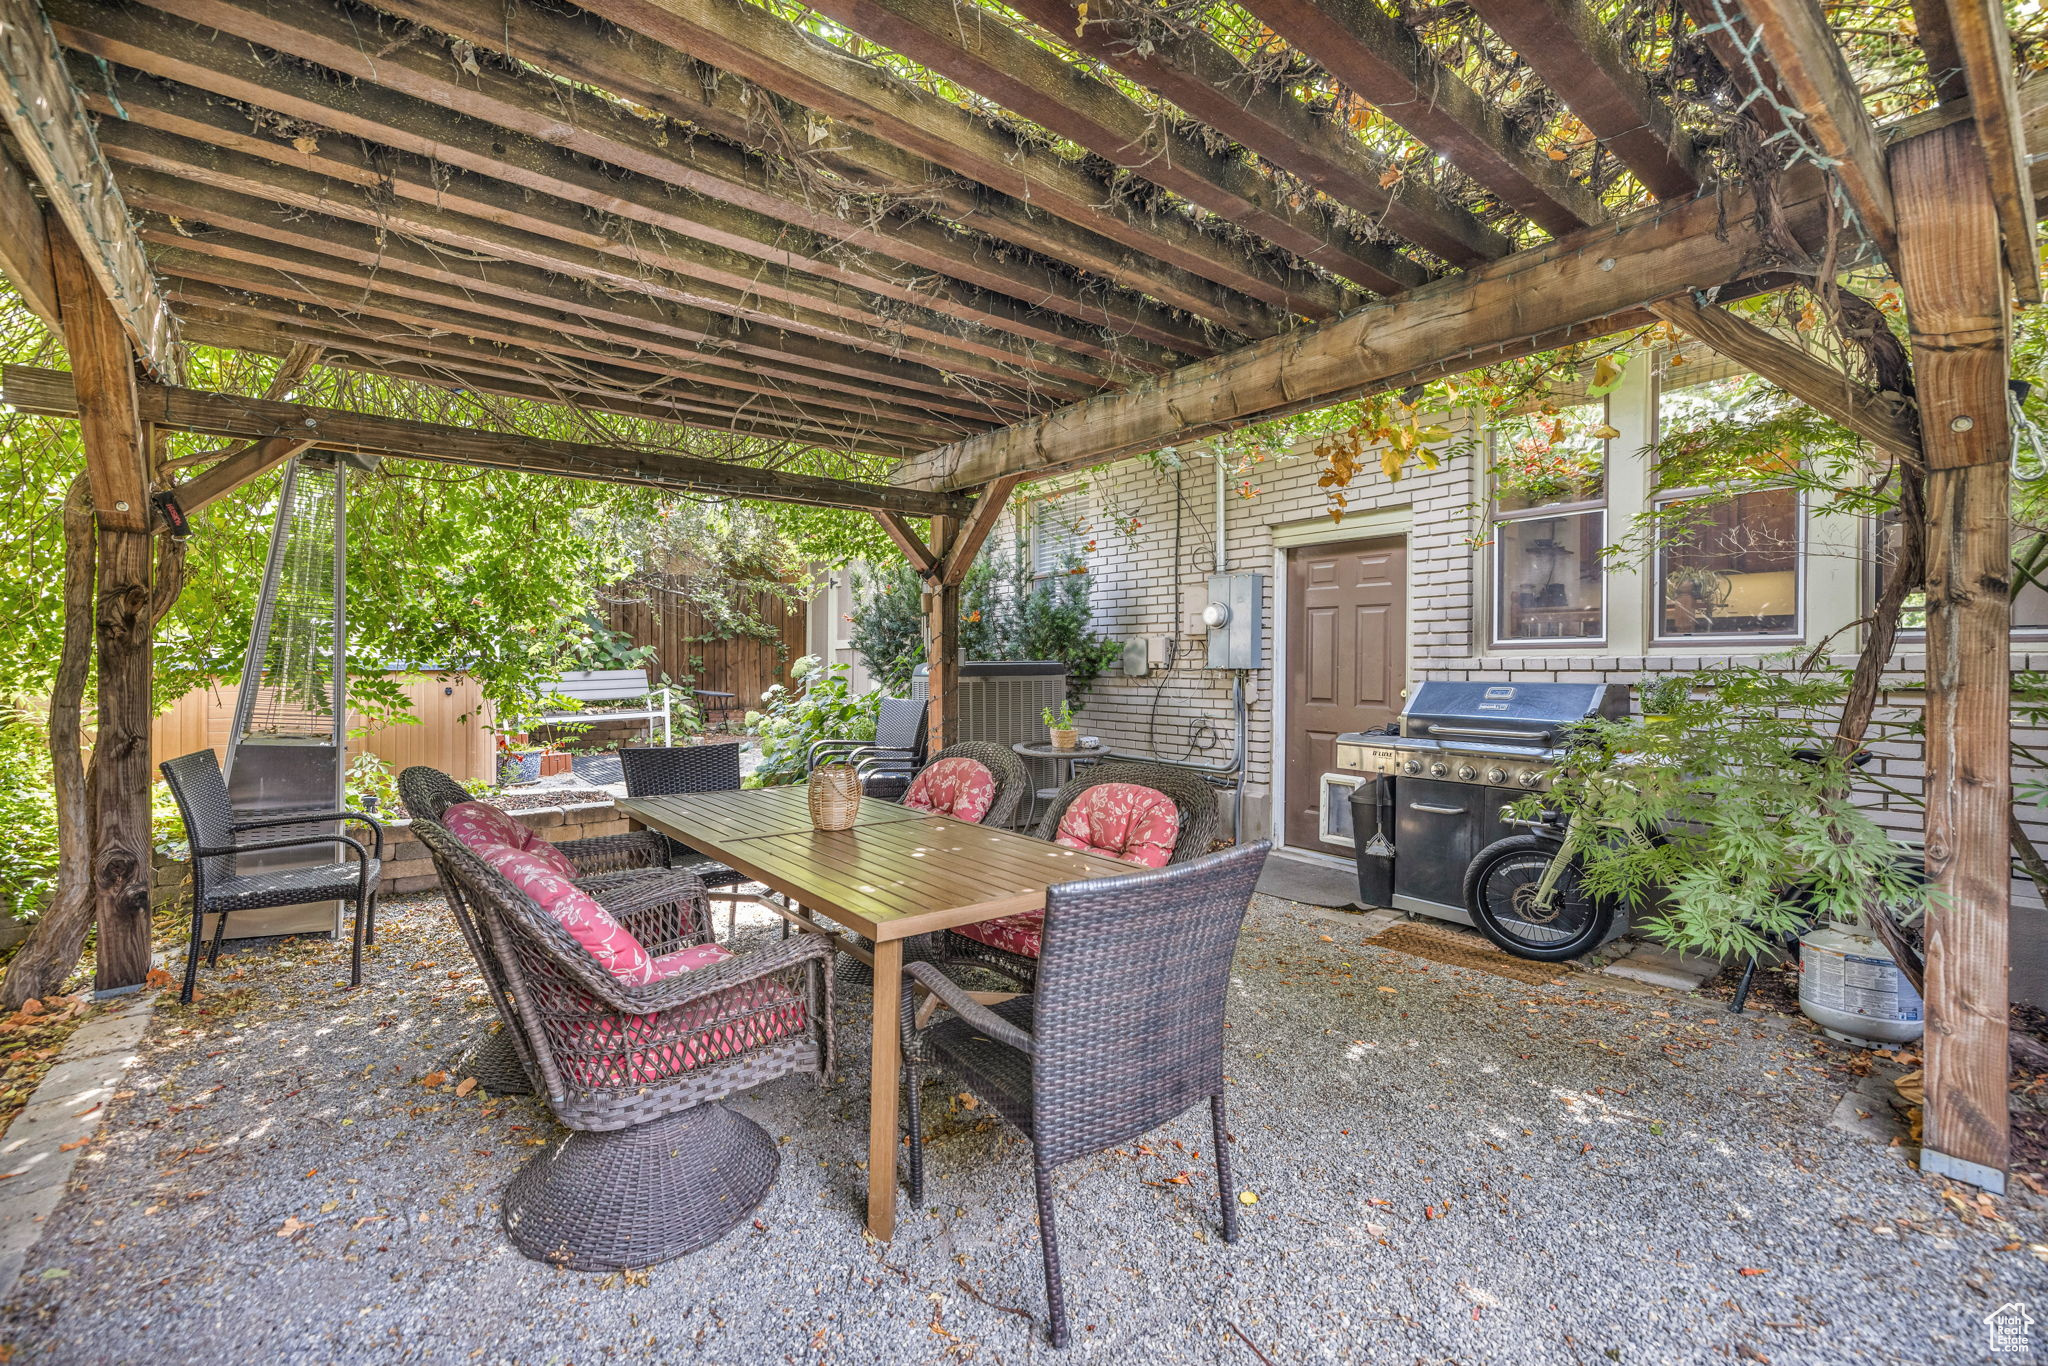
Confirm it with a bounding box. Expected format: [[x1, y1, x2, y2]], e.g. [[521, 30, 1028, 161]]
[[412, 819, 828, 1131], [620, 743, 741, 798], [911, 741, 1031, 827], [1028, 841, 1268, 1166], [161, 750, 242, 886], [396, 765, 473, 825], [1032, 760, 1219, 864], [874, 697, 929, 756]]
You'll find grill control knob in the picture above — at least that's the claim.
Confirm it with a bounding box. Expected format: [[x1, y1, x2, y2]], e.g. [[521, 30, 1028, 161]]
[[1428, 760, 1450, 778], [1517, 769, 1543, 789], [1402, 758, 1424, 775], [1485, 767, 1509, 785], [1456, 763, 1478, 782]]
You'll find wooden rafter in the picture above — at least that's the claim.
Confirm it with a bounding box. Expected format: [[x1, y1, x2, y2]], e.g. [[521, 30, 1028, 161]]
[[1239, 0, 1605, 238], [368, 0, 1220, 358], [0, 0, 177, 375], [1735, 0, 1900, 268], [5, 365, 976, 517], [1932, 0, 2043, 300], [95, 126, 1043, 420], [54, 0, 1182, 383], [810, 0, 1473, 284], [1463, 0, 1704, 200], [173, 435, 315, 514], [0, 148, 58, 329], [573, 0, 1340, 327], [872, 512, 939, 577], [942, 475, 1020, 585]]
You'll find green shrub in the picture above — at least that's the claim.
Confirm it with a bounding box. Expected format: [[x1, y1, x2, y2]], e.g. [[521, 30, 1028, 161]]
[[745, 656, 880, 785]]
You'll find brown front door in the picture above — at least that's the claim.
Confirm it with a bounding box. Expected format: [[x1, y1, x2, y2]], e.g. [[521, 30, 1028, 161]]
[[1284, 537, 1407, 854]]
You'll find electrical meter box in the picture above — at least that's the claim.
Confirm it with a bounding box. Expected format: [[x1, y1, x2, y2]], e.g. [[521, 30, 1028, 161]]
[[1203, 572, 1264, 669]]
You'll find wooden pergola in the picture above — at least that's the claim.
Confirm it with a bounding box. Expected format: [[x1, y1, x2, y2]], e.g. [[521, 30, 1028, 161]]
[[0, 0, 2033, 1194]]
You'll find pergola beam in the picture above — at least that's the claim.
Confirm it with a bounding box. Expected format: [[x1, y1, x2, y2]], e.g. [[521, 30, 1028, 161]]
[[812, 0, 1470, 284], [0, 148, 58, 329], [1463, 0, 1704, 200], [1735, 0, 1900, 268], [575, 0, 1335, 327], [5, 365, 974, 518], [896, 83, 2048, 492], [1239, 0, 1605, 238], [54, 0, 1174, 383], [1932, 0, 2043, 299], [0, 0, 178, 375]]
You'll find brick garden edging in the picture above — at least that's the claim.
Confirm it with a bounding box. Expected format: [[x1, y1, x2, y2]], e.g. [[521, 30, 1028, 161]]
[[150, 795, 632, 905]]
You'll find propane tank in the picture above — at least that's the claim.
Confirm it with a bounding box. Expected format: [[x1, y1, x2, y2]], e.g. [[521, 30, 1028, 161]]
[[1798, 922, 1924, 1046]]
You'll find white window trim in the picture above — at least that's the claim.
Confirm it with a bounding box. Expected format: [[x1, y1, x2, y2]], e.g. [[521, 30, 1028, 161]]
[[1485, 396, 1615, 650], [1648, 485, 1808, 646]]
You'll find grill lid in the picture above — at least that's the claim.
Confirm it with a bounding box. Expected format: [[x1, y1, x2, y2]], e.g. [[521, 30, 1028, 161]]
[[1398, 681, 1627, 747]]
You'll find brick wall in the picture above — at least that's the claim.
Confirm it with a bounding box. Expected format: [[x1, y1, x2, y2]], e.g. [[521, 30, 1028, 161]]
[[988, 386, 2048, 1001]]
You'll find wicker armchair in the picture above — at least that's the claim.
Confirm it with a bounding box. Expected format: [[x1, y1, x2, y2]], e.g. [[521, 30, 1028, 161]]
[[898, 741, 1032, 830], [938, 761, 1221, 990], [160, 750, 385, 1006], [902, 842, 1269, 1347], [398, 766, 700, 1095], [413, 819, 834, 1270]]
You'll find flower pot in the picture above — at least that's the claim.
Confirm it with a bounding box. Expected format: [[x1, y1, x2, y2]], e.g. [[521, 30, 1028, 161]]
[[498, 750, 541, 786], [1049, 726, 1078, 750], [538, 750, 573, 777]]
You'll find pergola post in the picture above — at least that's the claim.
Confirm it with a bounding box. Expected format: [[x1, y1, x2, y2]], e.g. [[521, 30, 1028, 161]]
[[49, 222, 158, 992], [1892, 120, 2014, 1191], [923, 515, 960, 751]]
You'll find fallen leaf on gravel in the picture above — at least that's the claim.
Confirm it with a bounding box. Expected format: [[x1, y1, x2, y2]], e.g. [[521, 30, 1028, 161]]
[[1737, 1267, 1769, 1276], [454, 1077, 478, 1098], [58, 1137, 91, 1152], [1238, 1190, 1258, 1206], [417, 1071, 447, 1089], [276, 1216, 309, 1238], [144, 969, 171, 989]]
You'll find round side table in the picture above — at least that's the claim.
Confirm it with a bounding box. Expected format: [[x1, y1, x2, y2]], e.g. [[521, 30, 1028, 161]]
[[1010, 739, 1105, 828]]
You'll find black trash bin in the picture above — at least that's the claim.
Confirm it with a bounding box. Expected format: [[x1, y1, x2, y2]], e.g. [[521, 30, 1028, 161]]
[[1348, 776, 1395, 909]]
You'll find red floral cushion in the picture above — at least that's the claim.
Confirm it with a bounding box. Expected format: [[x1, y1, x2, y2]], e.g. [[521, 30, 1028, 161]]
[[445, 800, 577, 880], [474, 844, 659, 984], [903, 757, 998, 823], [1051, 783, 1179, 869], [954, 909, 1044, 959]]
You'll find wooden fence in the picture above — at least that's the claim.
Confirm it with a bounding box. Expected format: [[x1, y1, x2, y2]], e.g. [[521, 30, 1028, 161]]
[[153, 671, 499, 786], [600, 579, 807, 712]]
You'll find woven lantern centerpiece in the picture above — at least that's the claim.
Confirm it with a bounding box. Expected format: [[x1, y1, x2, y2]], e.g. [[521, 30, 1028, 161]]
[[808, 762, 862, 831]]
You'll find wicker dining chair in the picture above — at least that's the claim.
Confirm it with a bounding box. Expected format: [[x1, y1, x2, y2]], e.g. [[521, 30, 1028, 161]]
[[160, 750, 385, 1006], [413, 819, 834, 1270], [807, 697, 928, 800], [619, 744, 761, 937], [936, 760, 1221, 991], [902, 841, 1270, 1347], [398, 766, 703, 1095]]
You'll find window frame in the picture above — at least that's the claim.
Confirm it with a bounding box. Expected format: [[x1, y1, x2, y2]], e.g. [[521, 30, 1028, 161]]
[[1486, 397, 1612, 649], [1647, 367, 1808, 647]]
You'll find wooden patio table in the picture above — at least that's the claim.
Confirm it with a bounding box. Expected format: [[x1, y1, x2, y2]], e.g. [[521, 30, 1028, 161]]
[[615, 784, 1137, 1239]]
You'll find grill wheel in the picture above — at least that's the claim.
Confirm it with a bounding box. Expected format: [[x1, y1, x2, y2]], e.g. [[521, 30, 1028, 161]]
[[1462, 835, 1618, 962]]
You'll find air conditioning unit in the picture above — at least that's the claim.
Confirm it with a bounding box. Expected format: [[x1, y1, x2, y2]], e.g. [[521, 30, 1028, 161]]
[[909, 660, 1069, 749]]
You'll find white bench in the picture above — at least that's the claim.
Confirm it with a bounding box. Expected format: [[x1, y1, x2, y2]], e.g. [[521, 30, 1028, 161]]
[[536, 669, 672, 745]]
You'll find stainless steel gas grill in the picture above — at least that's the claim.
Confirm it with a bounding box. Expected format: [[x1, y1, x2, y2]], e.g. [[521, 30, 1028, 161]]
[[1328, 681, 1627, 926]]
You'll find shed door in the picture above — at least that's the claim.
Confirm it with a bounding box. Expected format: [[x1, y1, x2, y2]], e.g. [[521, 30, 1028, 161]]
[[1284, 537, 1407, 854]]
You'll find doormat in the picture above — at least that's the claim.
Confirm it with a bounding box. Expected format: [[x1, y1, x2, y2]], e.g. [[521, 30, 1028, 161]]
[[1366, 921, 1568, 987]]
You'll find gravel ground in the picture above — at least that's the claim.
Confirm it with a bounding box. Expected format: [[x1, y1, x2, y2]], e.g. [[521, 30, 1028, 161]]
[[2, 892, 2042, 1366]]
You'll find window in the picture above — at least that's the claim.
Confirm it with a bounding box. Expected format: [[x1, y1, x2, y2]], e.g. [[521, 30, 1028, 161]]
[[1652, 372, 1801, 640], [1488, 401, 1609, 643], [1029, 493, 1086, 578], [1876, 512, 2048, 635]]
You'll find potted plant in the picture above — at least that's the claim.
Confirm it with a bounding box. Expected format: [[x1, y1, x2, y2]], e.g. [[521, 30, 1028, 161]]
[[1043, 699, 1078, 750]]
